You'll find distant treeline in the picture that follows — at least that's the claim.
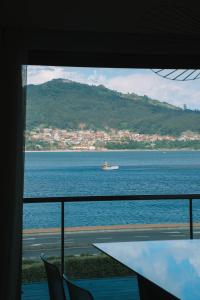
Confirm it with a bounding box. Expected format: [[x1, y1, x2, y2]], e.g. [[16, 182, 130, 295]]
[[25, 140, 62, 151], [25, 139, 200, 151], [105, 140, 200, 150]]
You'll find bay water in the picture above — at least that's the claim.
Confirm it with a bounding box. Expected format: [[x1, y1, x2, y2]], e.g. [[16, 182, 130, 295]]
[[23, 151, 200, 229]]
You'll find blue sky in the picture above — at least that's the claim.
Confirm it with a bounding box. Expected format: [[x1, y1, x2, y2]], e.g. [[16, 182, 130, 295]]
[[27, 66, 200, 109]]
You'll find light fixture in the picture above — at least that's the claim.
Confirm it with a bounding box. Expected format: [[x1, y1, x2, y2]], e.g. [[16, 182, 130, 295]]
[[151, 69, 200, 81]]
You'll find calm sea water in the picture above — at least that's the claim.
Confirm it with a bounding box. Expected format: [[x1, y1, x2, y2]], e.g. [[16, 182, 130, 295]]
[[23, 151, 200, 229]]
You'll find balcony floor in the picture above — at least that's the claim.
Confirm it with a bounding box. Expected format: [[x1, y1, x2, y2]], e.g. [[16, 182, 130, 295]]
[[22, 276, 139, 300]]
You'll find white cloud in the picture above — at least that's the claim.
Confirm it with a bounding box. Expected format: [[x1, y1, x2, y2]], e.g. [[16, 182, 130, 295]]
[[106, 74, 200, 109], [27, 66, 79, 84], [27, 66, 200, 109]]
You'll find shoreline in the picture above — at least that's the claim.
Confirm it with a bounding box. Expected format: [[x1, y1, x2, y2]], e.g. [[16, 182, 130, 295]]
[[25, 149, 200, 153], [23, 222, 200, 234]]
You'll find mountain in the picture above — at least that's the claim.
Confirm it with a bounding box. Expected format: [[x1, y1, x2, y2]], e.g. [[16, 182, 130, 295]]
[[26, 79, 200, 136]]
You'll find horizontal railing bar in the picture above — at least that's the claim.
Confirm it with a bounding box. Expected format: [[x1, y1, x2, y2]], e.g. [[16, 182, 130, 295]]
[[23, 193, 200, 203]]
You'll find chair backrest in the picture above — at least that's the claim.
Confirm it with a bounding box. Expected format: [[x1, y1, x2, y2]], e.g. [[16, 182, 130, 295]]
[[63, 274, 94, 300], [41, 255, 66, 300]]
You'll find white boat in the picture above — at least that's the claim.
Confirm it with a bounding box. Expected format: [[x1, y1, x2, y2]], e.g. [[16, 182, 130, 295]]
[[102, 161, 119, 170]]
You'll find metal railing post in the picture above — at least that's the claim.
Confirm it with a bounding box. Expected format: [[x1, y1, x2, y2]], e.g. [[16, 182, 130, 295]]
[[189, 198, 193, 239], [61, 200, 65, 274]]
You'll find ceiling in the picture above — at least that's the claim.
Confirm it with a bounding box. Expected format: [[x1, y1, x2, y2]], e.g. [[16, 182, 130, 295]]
[[2, 0, 200, 67], [3, 0, 200, 36]]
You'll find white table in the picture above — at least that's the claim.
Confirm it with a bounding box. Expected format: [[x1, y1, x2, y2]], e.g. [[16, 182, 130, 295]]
[[94, 239, 200, 300]]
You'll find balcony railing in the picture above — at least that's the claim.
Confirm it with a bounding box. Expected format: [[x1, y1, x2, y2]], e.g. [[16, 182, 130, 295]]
[[23, 193, 200, 275]]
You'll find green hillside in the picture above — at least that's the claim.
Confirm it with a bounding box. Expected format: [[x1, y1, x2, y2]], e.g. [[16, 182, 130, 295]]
[[26, 79, 200, 135]]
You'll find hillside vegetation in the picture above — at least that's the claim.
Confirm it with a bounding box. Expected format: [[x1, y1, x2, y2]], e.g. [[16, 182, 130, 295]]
[[26, 79, 200, 135]]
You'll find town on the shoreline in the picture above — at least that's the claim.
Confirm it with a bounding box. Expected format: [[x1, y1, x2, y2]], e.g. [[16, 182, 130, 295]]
[[25, 127, 200, 151]]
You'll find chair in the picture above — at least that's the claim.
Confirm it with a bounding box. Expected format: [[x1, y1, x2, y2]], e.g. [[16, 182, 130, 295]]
[[41, 254, 94, 300], [63, 274, 94, 300], [41, 254, 66, 300]]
